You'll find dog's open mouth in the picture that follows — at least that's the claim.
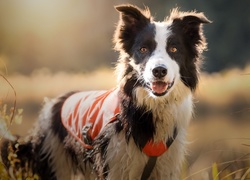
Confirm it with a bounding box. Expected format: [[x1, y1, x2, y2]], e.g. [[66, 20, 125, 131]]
[[146, 80, 175, 96]]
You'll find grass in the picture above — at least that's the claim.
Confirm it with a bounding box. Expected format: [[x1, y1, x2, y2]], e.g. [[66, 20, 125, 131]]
[[197, 65, 250, 105], [1, 68, 116, 102]]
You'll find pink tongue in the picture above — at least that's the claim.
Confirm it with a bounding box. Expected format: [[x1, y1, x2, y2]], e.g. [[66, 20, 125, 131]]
[[152, 82, 168, 94]]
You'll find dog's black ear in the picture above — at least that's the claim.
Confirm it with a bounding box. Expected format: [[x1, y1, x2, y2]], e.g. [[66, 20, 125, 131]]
[[115, 5, 150, 31], [114, 4, 151, 52], [169, 9, 211, 46]]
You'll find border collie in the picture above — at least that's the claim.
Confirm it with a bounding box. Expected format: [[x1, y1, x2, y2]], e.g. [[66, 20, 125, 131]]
[[1, 4, 210, 180]]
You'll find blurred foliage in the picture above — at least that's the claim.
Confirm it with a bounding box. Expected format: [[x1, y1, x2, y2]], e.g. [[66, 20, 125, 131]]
[[0, 84, 40, 179], [0, 160, 8, 180], [0, 0, 249, 74], [1, 140, 40, 180], [0, 101, 28, 180]]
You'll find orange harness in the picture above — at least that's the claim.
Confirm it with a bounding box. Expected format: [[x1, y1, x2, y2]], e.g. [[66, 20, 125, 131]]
[[61, 88, 169, 156]]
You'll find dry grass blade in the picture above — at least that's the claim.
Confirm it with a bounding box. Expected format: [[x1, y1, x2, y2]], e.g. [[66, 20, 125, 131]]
[[0, 74, 17, 142], [0, 74, 17, 124], [214, 153, 250, 180], [241, 168, 250, 180], [221, 167, 249, 180], [183, 156, 250, 180]]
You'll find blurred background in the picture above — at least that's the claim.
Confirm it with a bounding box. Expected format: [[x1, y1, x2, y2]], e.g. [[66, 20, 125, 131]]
[[0, 0, 250, 179]]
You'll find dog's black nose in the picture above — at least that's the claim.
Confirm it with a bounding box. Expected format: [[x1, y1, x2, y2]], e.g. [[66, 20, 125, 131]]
[[152, 66, 167, 78]]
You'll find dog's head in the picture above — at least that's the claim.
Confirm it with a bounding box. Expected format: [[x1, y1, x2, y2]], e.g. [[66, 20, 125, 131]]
[[114, 4, 210, 100]]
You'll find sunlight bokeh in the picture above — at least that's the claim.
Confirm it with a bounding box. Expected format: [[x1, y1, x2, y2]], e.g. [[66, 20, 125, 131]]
[[0, 0, 117, 74]]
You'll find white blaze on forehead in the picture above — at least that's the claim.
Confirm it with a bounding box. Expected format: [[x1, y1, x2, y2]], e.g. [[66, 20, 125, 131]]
[[151, 22, 173, 65], [143, 21, 179, 83], [153, 22, 171, 51]]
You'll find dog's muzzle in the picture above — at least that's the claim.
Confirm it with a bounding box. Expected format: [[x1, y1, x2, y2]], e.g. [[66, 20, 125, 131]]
[[145, 65, 175, 96]]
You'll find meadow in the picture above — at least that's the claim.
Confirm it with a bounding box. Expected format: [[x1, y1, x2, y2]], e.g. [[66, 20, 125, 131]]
[[1, 66, 250, 179]]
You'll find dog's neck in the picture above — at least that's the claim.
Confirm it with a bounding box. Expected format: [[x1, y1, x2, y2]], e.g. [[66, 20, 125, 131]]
[[135, 79, 192, 142], [118, 77, 192, 148]]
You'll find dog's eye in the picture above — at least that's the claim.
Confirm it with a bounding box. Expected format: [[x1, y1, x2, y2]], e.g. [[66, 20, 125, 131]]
[[168, 47, 177, 53], [139, 47, 148, 53]]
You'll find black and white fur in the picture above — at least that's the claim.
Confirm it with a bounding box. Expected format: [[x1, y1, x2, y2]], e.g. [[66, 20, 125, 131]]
[[1, 4, 210, 180]]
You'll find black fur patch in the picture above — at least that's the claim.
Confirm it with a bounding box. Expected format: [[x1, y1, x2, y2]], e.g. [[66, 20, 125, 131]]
[[34, 136, 56, 179], [50, 91, 82, 174], [51, 92, 76, 141], [114, 5, 151, 54], [131, 23, 156, 63], [166, 32, 199, 90], [168, 14, 210, 90], [123, 74, 142, 97], [0, 139, 11, 167], [123, 63, 134, 76], [114, 114, 123, 133], [120, 93, 155, 150]]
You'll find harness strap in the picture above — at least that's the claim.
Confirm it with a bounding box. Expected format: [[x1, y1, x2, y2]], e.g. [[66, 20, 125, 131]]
[[166, 127, 178, 147], [140, 127, 178, 180], [141, 156, 157, 180]]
